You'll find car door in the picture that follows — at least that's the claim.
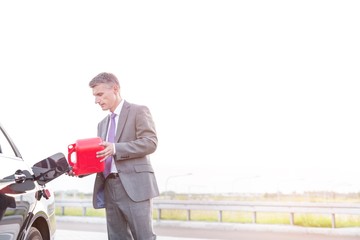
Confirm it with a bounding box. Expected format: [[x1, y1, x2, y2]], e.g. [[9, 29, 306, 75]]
[[0, 126, 37, 240]]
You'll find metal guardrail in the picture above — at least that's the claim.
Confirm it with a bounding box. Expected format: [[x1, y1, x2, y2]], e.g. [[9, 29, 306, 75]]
[[55, 199, 360, 228]]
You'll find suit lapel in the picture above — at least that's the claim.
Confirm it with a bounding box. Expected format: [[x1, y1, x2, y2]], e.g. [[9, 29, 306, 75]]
[[115, 101, 130, 142], [100, 117, 109, 140]]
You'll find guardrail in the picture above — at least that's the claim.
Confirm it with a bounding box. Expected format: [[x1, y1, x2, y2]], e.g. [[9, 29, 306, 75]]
[[55, 199, 360, 228]]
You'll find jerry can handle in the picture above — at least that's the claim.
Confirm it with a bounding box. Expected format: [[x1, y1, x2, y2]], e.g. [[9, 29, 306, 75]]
[[68, 143, 76, 167]]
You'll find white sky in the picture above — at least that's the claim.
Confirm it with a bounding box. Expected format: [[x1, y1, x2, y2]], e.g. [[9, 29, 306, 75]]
[[1, 1, 360, 195]]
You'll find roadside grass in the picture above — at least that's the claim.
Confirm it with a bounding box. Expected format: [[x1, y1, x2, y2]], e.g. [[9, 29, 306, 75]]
[[56, 207, 106, 217], [55, 207, 360, 228], [336, 215, 360, 228], [295, 214, 333, 228], [252, 212, 290, 225], [55, 192, 360, 228]]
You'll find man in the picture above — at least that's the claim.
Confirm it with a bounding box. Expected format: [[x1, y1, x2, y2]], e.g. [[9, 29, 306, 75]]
[[90, 72, 159, 240]]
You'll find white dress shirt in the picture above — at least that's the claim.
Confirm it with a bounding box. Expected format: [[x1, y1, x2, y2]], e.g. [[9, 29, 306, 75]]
[[107, 99, 124, 173]]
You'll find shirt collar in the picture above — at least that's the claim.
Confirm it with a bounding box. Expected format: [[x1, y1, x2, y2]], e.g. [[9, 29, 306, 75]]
[[111, 99, 124, 117]]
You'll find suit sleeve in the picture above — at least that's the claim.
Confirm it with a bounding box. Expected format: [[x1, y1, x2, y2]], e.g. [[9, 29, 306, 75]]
[[114, 105, 158, 160]]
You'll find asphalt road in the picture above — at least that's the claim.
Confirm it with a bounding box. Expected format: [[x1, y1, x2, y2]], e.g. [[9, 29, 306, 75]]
[[56, 219, 360, 240]]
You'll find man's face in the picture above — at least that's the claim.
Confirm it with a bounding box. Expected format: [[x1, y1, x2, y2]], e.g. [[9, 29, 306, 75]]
[[92, 83, 118, 112]]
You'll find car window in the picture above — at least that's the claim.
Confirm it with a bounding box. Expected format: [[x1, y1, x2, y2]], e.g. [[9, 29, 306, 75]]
[[0, 128, 16, 157]]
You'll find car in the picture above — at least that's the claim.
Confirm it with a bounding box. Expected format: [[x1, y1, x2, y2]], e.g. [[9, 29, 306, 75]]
[[0, 123, 70, 240]]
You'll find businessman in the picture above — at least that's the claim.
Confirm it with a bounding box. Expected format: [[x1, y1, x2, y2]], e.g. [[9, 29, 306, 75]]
[[90, 72, 159, 240]]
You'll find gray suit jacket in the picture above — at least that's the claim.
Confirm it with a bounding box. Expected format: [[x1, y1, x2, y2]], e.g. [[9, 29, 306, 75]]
[[92, 100, 159, 209]]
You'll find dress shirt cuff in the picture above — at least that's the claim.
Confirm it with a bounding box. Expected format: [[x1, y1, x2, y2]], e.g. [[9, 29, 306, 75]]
[[112, 143, 116, 155]]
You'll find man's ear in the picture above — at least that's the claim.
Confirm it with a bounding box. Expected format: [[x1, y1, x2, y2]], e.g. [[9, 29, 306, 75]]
[[113, 85, 120, 93]]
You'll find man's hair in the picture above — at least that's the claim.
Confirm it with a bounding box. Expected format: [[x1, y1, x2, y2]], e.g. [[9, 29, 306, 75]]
[[89, 72, 120, 88]]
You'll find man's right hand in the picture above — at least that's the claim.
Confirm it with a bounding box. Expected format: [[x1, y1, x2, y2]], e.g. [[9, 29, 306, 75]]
[[66, 169, 76, 177]]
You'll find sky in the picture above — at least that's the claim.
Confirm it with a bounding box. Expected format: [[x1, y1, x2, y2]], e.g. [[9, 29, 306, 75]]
[[1, 1, 360, 195]]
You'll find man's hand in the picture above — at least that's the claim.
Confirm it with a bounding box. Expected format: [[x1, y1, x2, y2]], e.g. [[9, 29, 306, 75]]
[[66, 169, 76, 177], [97, 141, 114, 162]]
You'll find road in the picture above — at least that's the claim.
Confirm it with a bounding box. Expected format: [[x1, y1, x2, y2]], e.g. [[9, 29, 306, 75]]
[[56, 218, 360, 240]]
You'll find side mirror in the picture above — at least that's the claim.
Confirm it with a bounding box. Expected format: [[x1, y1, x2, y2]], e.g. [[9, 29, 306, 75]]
[[0, 193, 15, 221], [32, 152, 71, 186]]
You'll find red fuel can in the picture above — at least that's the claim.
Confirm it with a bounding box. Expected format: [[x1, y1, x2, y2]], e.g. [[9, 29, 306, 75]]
[[68, 137, 105, 176]]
